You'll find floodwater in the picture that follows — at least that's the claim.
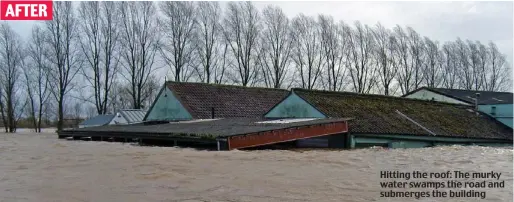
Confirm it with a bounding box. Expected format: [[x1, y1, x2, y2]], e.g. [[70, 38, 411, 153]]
[[0, 130, 512, 202]]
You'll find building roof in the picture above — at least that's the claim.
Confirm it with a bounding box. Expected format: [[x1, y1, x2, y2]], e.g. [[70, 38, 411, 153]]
[[164, 82, 290, 119], [65, 117, 350, 139], [79, 114, 115, 126], [292, 88, 512, 140], [403, 87, 513, 105], [119, 109, 146, 124]]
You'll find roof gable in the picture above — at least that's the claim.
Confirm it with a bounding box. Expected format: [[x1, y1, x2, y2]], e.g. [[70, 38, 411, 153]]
[[144, 86, 193, 121], [293, 88, 512, 140], [166, 82, 290, 119], [265, 91, 326, 118], [404, 87, 513, 105]]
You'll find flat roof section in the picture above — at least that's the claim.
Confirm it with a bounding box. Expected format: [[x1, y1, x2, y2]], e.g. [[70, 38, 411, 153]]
[[58, 118, 350, 150]]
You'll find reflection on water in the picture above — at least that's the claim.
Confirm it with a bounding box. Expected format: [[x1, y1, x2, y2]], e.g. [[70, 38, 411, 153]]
[[0, 131, 512, 202]]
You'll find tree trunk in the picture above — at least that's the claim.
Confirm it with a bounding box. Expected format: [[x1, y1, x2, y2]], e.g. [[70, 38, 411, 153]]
[[57, 96, 64, 131], [6, 95, 14, 133], [0, 98, 7, 133]]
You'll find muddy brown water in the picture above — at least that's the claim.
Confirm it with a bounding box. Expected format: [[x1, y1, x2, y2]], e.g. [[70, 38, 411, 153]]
[[0, 130, 512, 202]]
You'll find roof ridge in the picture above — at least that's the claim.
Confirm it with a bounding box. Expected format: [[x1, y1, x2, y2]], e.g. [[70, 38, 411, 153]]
[[166, 81, 289, 92], [430, 87, 513, 94], [292, 88, 471, 107]]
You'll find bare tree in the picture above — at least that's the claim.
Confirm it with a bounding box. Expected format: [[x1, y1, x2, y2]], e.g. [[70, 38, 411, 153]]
[[195, 2, 225, 84], [467, 40, 483, 90], [290, 14, 323, 89], [0, 23, 24, 132], [78, 1, 120, 115], [486, 42, 511, 91], [372, 23, 397, 95], [160, 1, 197, 82], [24, 25, 52, 132], [214, 44, 229, 84], [73, 102, 82, 119], [86, 105, 97, 119], [44, 2, 81, 131], [223, 2, 261, 86], [0, 87, 6, 132], [477, 42, 489, 90], [23, 63, 37, 132], [440, 42, 458, 89], [423, 37, 441, 87], [407, 27, 424, 90], [318, 15, 345, 91], [393, 25, 412, 94], [454, 38, 472, 89], [346, 21, 376, 93], [119, 1, 160, 109], [108, 81, 132, 113], [257, 5, 292, 89], [109, 75, 160, 111], [99, 2, 122, 112], [141, 75, 160, 109]]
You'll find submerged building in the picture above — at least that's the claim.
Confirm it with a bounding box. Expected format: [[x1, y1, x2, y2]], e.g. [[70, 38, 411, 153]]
[[265, 89, 512, 148], [61, 82, 512, 150], [403, 87, 513, 128], [60, 117, 350, 150], [61, 83, 351, 150]]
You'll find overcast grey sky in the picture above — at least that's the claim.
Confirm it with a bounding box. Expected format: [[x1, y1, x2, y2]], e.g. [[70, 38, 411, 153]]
[[253, 1, 513, 64], [9, 1, 513, 64]]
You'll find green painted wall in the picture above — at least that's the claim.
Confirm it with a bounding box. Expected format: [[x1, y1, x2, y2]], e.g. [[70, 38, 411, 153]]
[[478, 104, 513, 128], [145, 87, 193, 121], [351, 134, 511, 149], [265, 92, 326, 118], [353, 136, 433, 148]]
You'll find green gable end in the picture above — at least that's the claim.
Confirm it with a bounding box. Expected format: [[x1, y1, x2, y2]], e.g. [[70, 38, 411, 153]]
[[265, 92, 326, 119], [144, 86, 193, 121]]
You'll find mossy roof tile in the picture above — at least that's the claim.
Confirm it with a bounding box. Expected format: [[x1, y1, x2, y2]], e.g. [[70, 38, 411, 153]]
[[293, 88, 512, 140]]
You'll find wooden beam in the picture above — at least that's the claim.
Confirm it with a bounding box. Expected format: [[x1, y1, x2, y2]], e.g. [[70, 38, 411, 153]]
[[227, 121, 348, 150]]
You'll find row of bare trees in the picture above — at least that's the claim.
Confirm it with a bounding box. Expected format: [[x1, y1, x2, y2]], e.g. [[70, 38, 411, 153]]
[[155, 1, 511, 93], [0, 1, 511, 132], [289, 18, 511, 95], [0, 2, 160, 132]]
